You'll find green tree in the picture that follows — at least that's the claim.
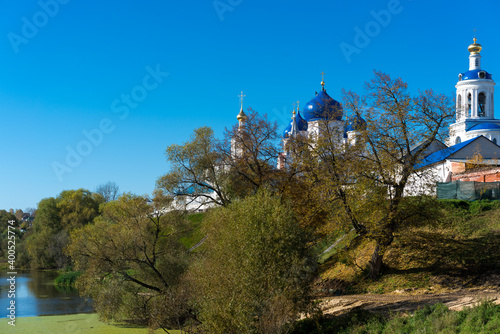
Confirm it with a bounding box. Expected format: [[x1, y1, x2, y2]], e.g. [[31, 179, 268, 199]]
[[290, 71, 454, 279], [156, 111, 282, 209], [57, 189, 103, 230], [191, 190, 316, 333], [25, 198, 63, 268], [157, 126, 231, 208], [66, 193, 194, 331], [25, 189, 102, 268], [14, 209, 24, 221]]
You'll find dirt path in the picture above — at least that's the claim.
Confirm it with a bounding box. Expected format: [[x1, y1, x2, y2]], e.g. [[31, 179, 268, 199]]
[[319, 290, 500, 316]]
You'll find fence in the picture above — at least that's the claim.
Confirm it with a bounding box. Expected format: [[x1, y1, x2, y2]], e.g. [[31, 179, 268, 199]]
[[437, 181, 500, 200]]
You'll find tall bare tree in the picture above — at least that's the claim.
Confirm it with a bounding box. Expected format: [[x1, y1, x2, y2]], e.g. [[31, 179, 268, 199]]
[[95, 181, 120, 202]]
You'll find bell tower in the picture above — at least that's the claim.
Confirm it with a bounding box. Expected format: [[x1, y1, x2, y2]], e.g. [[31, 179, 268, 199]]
[[449, 38, 497, 145]]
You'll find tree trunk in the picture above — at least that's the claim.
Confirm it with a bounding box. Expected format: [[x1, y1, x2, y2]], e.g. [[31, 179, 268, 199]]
[[369, 243, 384, 280]]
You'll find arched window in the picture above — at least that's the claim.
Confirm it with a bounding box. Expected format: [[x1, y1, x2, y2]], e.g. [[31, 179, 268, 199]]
[[457, 94, 462, 120], [478, 92, 486, 117], [467, 93, 472, 117], [455, 136, 461, 145], [494, 138, 498, 145]]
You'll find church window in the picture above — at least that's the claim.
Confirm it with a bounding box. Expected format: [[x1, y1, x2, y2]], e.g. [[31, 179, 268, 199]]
[[479, 71, 486, 79], [457, 94, 462, 120], [476, 58, 479, 67], [494, 138, 498, 145], [455, 137, 461, 145], [478, 92, 486, 117], [467, 93, 472, 117]]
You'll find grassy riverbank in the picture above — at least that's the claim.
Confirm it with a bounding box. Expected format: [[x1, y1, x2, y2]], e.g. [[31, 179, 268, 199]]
[[0, 313, 182, 334]]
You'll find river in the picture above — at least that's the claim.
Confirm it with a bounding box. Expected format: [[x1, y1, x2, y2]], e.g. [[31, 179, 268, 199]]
[[0, 270, 93, 318]]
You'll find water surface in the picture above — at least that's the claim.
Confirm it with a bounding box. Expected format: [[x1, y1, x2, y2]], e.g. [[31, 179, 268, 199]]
[[0, 270, 93, 318]]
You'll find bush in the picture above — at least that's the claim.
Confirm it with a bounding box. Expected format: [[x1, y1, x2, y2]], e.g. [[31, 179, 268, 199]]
[[192, 190, 317, 333], [54, 271, 81, 286], [469, 200, 494, 215]]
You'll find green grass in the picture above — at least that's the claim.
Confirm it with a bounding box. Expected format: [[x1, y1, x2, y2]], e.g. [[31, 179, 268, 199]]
[[318, 199, 500, 294], [293, 300, 500, 333], [179, 212, 205, 249], [0, 313, 183, 334]]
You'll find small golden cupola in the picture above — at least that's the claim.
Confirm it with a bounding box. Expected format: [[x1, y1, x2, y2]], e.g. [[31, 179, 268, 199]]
[[468, 37, 482, 55], [237, 91, 247, 127]]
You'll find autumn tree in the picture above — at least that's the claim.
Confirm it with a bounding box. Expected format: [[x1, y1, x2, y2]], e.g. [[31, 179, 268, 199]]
[[67, 193, 195, 331], [218, 109, 282, 199], [191, 190, 316, 333], [290, 71, 454, 279]]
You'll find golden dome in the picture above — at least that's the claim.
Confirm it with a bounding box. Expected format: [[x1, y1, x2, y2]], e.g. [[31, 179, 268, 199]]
[[468, 37, 482, 54], [237, 108, 247, 121]]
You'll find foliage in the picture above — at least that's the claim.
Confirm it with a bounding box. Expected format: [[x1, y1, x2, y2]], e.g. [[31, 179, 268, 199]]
[[66, 193, 194, 331], [156, 126, 231, 208], [292, 300, 500, 334], [157, 111, 282, 210], [25, 189, 102, 269], [288, 71, 454, 279], [54, 270, 81, 286], [191, 190, 317, 333]]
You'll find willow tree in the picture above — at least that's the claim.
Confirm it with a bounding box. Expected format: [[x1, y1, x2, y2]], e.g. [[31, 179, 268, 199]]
[[290, 71, 454, 279], [67, 193, 194, 330]]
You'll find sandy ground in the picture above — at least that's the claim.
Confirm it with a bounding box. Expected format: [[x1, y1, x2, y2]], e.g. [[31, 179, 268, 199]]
[[319, 290, 500, 316]]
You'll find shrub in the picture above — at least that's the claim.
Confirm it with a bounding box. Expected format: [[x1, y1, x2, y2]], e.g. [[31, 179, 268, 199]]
[[54, 271, 81, 286]]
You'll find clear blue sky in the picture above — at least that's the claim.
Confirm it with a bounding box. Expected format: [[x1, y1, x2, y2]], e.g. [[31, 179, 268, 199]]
[[2, 0, 500, 210]]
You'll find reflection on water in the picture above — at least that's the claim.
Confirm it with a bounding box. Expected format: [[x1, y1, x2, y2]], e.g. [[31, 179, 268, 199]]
[[0, 270, 93, 318]]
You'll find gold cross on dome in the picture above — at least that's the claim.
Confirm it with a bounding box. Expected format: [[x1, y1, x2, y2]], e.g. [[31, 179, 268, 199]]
[[238, 91, 246, 106]]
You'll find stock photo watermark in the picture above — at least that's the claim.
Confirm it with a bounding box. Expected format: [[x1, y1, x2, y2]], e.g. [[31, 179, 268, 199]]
[[270, 105, 292, 129], [6, 220, 17, 326], [339, 0, 403, 64], [7, 0, 71, 54], [213, 0, 243, 21], [51, 64, 169, 182]]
